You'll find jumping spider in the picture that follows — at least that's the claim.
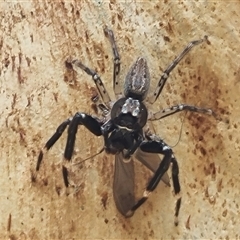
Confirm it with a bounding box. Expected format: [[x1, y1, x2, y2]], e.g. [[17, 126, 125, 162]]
[[37, 27, 214, 225]]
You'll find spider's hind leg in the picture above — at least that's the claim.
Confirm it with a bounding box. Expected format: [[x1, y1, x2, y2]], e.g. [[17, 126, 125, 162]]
[[66, 59, 112, 109], [104, 26, 122, 98], [148, 36, 207, 104]]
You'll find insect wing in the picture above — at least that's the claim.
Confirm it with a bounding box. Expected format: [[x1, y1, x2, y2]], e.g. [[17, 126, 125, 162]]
[[113, 152, 135, 217], [134, 148, 170, 186]]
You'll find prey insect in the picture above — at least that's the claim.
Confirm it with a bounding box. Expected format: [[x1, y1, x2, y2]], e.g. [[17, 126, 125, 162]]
[[36, 27, 214, 225]]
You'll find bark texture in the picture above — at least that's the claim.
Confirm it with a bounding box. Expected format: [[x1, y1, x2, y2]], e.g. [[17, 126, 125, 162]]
[[1, 1, 240, 239]]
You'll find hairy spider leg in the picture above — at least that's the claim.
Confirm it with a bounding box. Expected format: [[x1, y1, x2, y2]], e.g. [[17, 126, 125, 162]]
[[36, 119, 71, 171], [37, 113, 103, 187], [148, 36, 208, 104], [149, 103, 215, 121], [126, 139, 181, 226], [104, 26, 121, 97], [66, 59, 112, 109]]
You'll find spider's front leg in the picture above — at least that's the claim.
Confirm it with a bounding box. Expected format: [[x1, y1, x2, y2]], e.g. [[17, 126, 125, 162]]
[[37, 113, 103, 187], [127, 139, 181, 226]]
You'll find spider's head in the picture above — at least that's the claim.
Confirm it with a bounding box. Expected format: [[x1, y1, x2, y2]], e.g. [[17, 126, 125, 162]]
[[111, 97, 148, 130], [124, 57, 150, 101]]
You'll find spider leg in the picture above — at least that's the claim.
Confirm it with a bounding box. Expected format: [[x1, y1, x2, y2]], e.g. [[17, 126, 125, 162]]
[[37, 113, 103, 187], [104, 26, 121, 97], [66, 59, 112, 109], [127, 139, 181, 226], [148, 36, 207, 104], [63, 113, 103, 187], [149, 103, 215, 121], [64, 113, 102, 160], [134, 148, 171, 187], [36, 119, 71, 171]]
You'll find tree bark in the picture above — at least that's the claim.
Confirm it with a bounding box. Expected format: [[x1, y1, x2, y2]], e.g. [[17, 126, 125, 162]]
[[1, 1, 240, 239]]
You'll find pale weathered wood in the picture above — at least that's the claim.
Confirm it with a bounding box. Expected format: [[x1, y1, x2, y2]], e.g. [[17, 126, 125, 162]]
[[1, 1, 240, 239]]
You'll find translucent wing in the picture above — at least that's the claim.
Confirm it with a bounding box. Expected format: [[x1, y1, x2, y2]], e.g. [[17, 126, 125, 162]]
[[113, 152, 135, 217], [134, 148, 170, 186], [113, 149, 170, 217]]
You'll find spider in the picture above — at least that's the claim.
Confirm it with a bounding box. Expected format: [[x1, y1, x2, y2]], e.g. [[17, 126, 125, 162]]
[[36, 26, 214, 225]]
